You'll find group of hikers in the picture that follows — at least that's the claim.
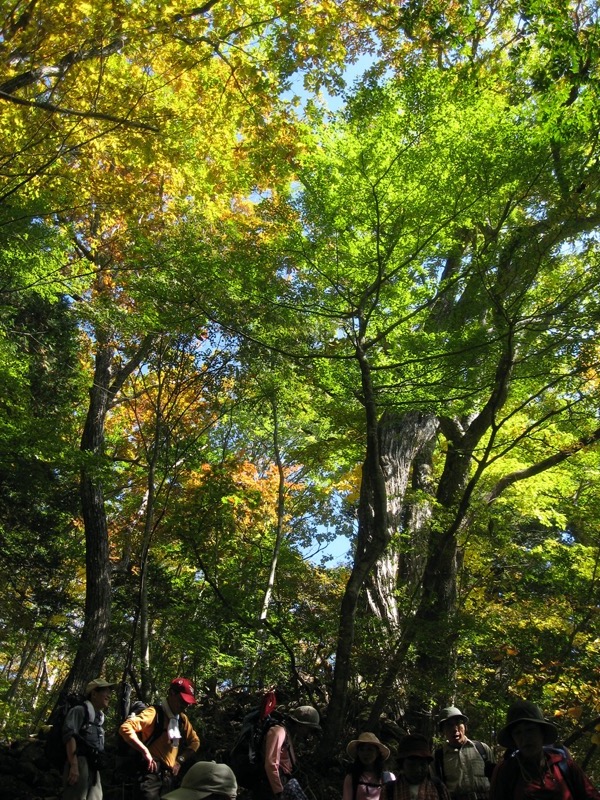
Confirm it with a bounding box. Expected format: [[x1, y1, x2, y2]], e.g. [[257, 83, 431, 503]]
[[59, 676, 600, 800]]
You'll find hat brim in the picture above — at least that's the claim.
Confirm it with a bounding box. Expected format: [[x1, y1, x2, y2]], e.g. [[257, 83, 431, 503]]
[[293, 721, 321, 730], [399, 751, 433, 761], [179, 692, 197, 705], [347, 741, 391, 760], [497, 718, 557, 749], [86, 681, 117, 694], [438, 715, 468, 731], [163, 788, 213, 800]]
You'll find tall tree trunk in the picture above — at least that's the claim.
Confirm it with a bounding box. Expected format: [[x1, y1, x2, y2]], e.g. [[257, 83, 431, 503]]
[[60, 333, 155, 698], [323, 349, 388, 752], [323, 386, 438, 750], [139, 477, 155, 701], [64, 341, 114, 693], [259, 394, 286, 622], [366, 413, 439, 630]]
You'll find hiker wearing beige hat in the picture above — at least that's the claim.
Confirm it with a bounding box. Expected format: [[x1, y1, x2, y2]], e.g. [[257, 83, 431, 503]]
[[62, 677, 116, 800], [343, 732, 395, 800], [388, 734, 450, 800], [490, 699, 600, 800]]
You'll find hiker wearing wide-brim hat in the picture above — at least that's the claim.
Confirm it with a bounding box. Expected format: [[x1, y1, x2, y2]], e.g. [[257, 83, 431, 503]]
[[433, 705, 495, 799], [496, 700, 557, 748], [490, 699, 600, 800], [437, 707, 469, 730], [391, 735, 451, 800], [261, 706, 320, 799], [343, 732, 395, 800], [287, 705, 322, 732], [347, 732, 391, 761]]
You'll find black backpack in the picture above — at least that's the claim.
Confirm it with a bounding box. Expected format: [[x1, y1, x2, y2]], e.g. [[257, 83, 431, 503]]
[[44, 693, 92, 771], [229, 691, 287, 790]]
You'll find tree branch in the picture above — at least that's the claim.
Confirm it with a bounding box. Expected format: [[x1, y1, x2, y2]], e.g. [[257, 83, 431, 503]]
[[0, 90, 159, 131], [486, 426, 600, 503]]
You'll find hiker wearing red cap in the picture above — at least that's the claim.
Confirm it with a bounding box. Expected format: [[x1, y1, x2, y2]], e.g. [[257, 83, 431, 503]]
[[119, 677, 201, 799]]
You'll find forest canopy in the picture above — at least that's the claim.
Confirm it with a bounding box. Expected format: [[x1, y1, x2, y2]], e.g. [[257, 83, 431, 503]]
[[0, 0, 599, 778]]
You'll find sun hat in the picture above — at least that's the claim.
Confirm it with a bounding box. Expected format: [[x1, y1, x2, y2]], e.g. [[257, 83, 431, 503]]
[[438, 706, 469, 730], [497, 700, 558, 748], [347, 732, 391, 760], [85, 678, 116, 696], [163, 762, 237, 800], [170, 677, 197, 705], [396, 734, 432, 761], [288, 706, 321, 731]]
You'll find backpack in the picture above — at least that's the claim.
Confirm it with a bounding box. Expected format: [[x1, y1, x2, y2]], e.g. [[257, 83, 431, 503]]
[[118, 701, 184, 754], [114, 698, 188, 787], [229, 690, 286, 790], [501, 745, 576, 797], [434, 740, 495, 781], [44, 692, 92, 771]]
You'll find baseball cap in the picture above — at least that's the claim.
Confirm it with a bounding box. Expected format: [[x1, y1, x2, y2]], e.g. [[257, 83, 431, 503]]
[[170, 677, 197, 705], [86, 678, 116, 696]]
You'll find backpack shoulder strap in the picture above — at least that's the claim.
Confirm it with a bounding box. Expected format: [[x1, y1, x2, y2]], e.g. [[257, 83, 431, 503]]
[[546, 746, 576, 796], [434, 747, 445, 782], [143, 704, 164, 748], [473, 740, 495, 779], [76, 702, 93, 737], [431, 776, 446, 800]]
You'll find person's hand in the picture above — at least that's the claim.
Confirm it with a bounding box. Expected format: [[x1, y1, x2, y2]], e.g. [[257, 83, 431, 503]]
[[67, 761, 79, 785], [144, 751, 158, 772], [172, 762, 181, 777]]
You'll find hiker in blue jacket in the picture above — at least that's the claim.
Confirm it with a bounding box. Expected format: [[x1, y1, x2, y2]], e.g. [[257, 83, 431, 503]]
[[490, 699, 600, 800]]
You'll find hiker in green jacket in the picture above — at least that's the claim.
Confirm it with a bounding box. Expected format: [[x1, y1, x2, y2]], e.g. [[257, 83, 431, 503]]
[[433, 706, 495, 800]]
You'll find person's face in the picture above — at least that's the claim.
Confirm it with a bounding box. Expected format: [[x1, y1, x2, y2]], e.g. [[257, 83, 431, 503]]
[[442, 717, 467, 746], [168, 689, 191, 715], [357, 744, 379, 767], [403, 756, 430, 785], [511, 722, 544, 761], [91, 687, 112, 711]]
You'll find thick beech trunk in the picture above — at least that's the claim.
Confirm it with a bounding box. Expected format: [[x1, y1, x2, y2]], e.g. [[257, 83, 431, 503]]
[[323, 402, 438, 751], [366, 414, 438, 630]]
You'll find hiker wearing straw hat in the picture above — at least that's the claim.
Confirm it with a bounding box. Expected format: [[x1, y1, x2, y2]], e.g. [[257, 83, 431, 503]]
[[490, 699, 600, 800], [343, 732, 395, 800]]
